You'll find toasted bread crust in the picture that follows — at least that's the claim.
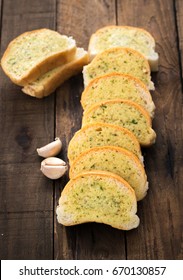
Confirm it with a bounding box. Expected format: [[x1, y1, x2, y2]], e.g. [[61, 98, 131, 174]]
[[69, 145, 145, 176], [83, 47, 154, 90], [57, 170, 140, 230], [83, 98, 152, 126], [1, 29, 77, 86], [88, 25, 159, 71], [89, 25, 156, 47], [22, 48, 89, 98], [82, 99, 156, 146], [64, 170, 136, 195], [68, 122, 142, 163], [81, 72, 155, 117], [69, 145, 148, 201]]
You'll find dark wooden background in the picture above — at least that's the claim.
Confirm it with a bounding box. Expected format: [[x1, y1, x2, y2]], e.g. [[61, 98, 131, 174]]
[[0, 0, 182, 260]]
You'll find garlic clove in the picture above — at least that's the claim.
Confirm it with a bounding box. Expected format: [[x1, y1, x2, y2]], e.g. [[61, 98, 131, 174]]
[[41, 165, 68, 180], [40, 157, 68, 179], [37, 137, 62, 158], [42, 157, 66, 166]]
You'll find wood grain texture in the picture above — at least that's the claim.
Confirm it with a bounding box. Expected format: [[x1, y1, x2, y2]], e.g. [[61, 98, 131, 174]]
[[117, 0, 183, 259], [0, 0, 2, 28], [56, 0, 116, 49], [0, 0, 182, 260], [55, 0, 183, 260], [54, 0, 126, 260], [0, 0, 56, 259], [174, 0, 183, 259], [0, 212, 52, 260], [176, 0, 183, 81]]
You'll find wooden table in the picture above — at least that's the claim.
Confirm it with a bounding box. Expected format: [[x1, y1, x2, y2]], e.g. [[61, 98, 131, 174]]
[[0, 0, 182, 260]]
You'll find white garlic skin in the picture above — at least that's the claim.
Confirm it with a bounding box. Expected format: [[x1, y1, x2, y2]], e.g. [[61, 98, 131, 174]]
[[40, 157, 68, 179], [37, 137, 62, 158]]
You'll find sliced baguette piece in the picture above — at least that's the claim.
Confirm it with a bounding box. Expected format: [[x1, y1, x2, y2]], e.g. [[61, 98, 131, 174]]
[[69, 146, 148, 201], [56, 170, 140, 230], [81, 73, 155, 117], [88, 25, 159, 71], [82, 99, 156, 146], [1, 29, 77, 86], [83, 47, 154, 90], [22, 48, 89, 98], [68, 122, 143, 163]]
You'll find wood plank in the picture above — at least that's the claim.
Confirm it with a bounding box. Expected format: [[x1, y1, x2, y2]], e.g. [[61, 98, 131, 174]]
[[0, 163, 54, 212], [117, 0, 183, 259], [0, 0, 56, 259], [54, 0, 183, 260], [54, 0, 127, 260], [0, 0, 2, 28], [176, 0, 183, 80], [0, 212, 52, 260], [56, 0, 116, 49], [174, 0, 183, 259]]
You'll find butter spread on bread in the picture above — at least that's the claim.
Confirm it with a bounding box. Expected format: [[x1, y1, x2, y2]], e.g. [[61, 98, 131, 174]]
[[83, 47, 154, 90], [22, 48, 89, 98], [88, 25, 159, 71], [81, 73, 155, 117], [69, 146, 148, 201], [1, 28, 77, 86], [68, 122, 143, 163], [56, 171, 140, 230], [82, 99, 156, 146]]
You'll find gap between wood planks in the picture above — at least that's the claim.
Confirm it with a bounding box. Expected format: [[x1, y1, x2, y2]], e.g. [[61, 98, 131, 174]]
[[0, 0, 3, 44], [174, 0, 183, 92]]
